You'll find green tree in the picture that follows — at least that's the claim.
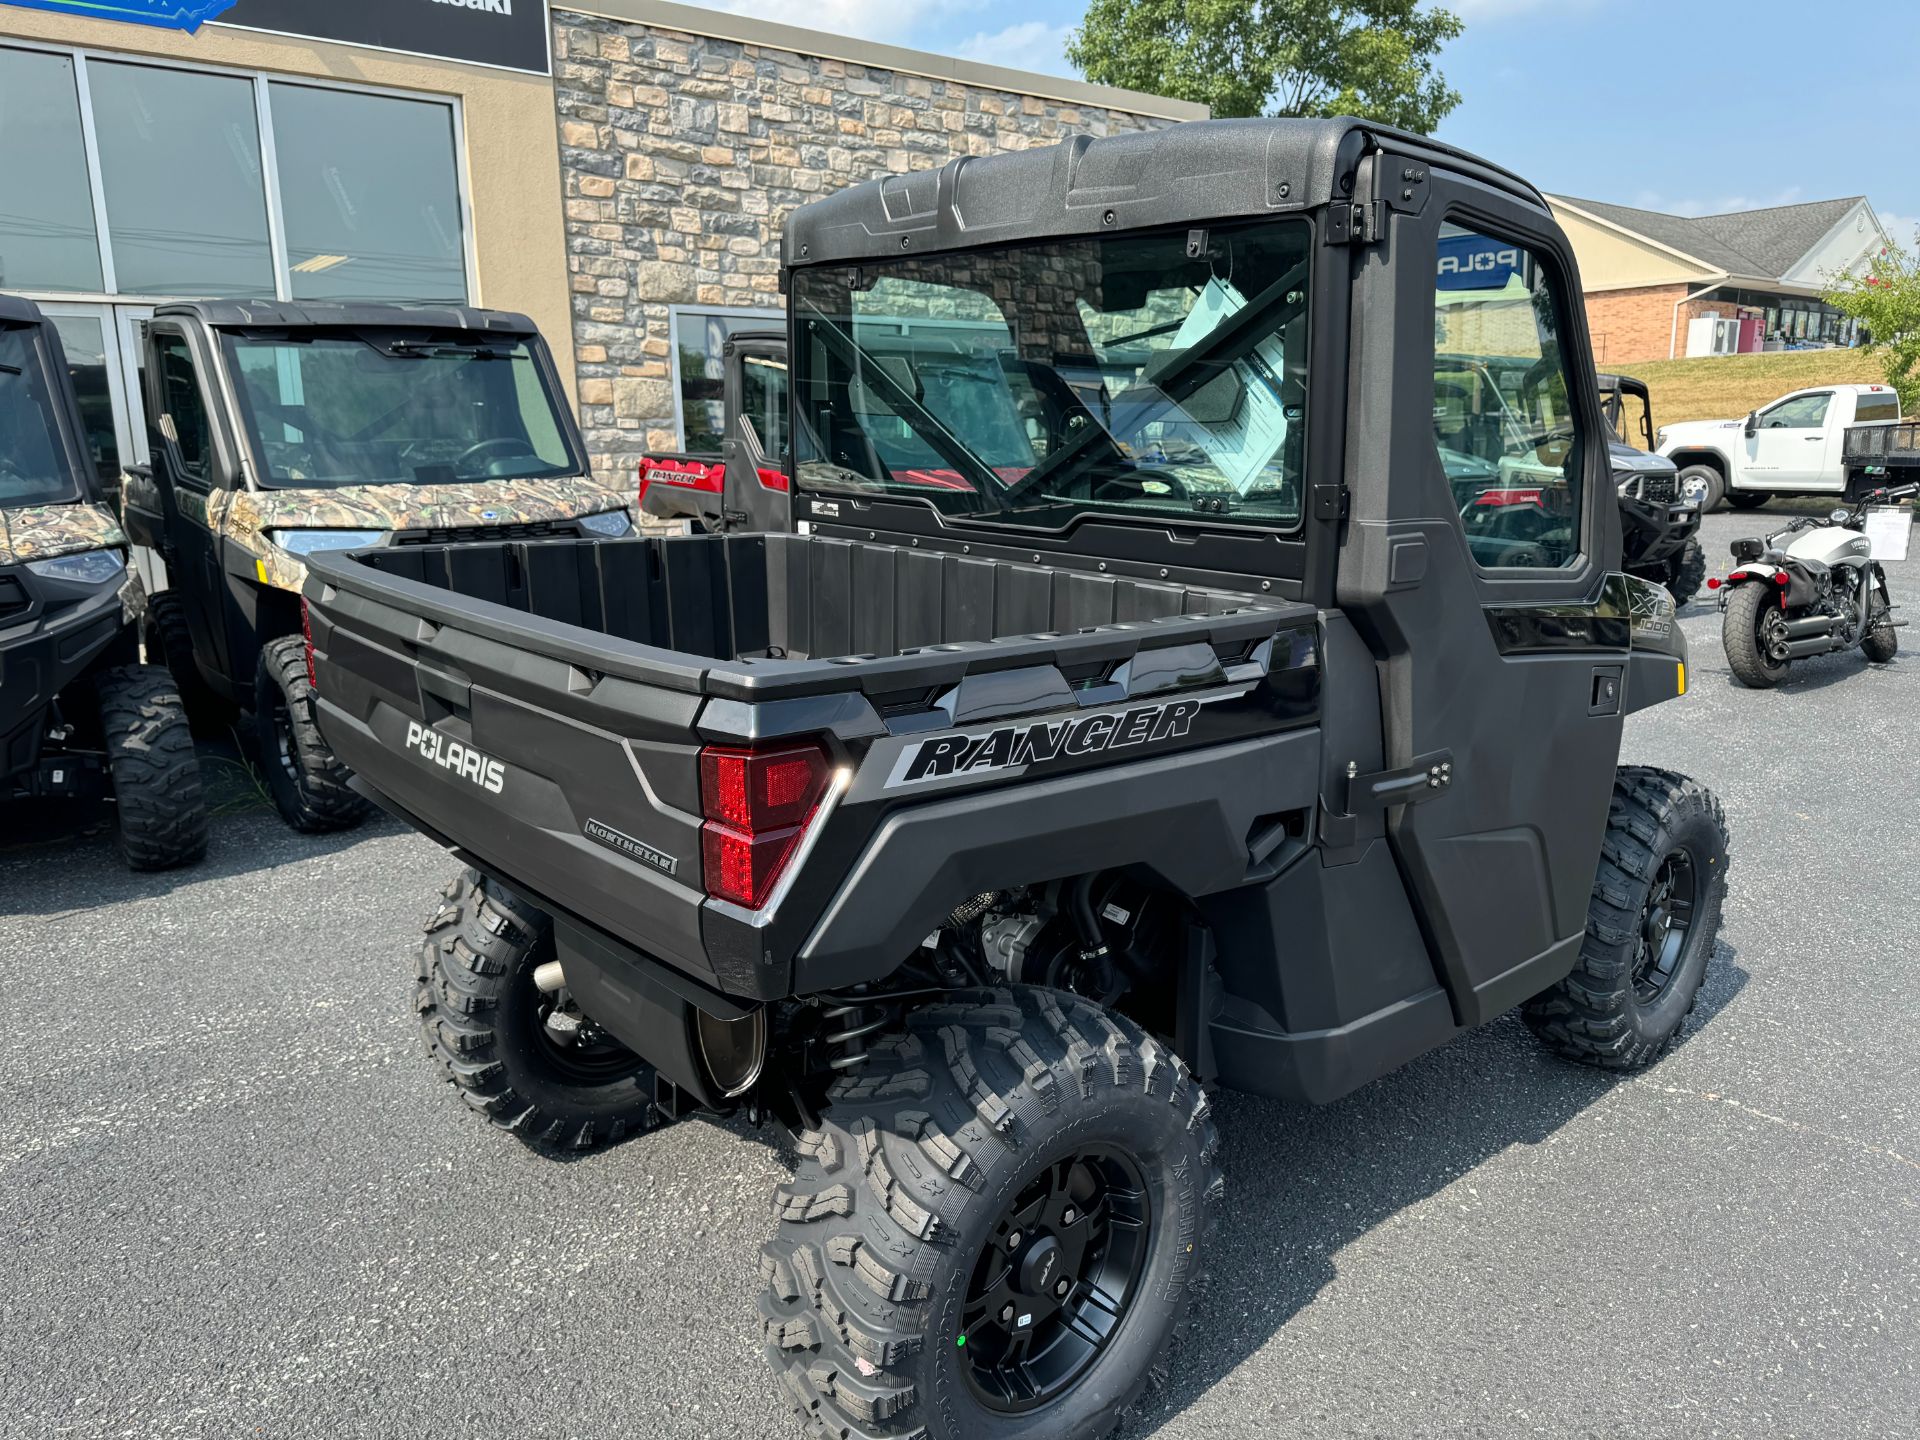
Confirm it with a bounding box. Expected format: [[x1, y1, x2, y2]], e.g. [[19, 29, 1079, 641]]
[[1824, 238, 1920, 411], [1067, 0, 1464, 133]]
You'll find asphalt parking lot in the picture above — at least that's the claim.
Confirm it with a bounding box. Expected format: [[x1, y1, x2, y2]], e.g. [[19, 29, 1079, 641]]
[[2, 509, 1915, 1440]]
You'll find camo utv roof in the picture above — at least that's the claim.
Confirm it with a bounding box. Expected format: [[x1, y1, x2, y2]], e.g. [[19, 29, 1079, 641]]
[[154, 299, 539, 334], [783, 116, 1547, 269]]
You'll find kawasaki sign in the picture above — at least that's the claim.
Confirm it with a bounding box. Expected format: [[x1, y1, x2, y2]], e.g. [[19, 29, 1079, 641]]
[[0, 0, 552, 74]]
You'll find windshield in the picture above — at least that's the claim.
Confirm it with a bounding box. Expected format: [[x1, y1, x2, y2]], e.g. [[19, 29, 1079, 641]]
[[223, 334, 580, 490], [0, 326, 84, 509], [789, 219, 1311, 530]]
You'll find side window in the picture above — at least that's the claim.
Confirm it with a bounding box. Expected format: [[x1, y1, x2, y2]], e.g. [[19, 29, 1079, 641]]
[[1761, 393, 1831, 428], [742, 354, 789, 460], [1433, 223, 1585, 570], [152, 332, 212, 484]]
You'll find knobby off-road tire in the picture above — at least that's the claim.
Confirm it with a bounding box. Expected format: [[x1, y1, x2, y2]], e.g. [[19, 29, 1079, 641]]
[[1678, 464, 1724, 512], [1861, 579, 1897, 664], [1722, 582, 1788, 689], [254, 634, 370, 832], [1524, 767, 1728, 1071], [96, 664, 208, 871], [416, 868, 664, 1152], [760, 987, 1222, 1440], [1666, 539, 1708, 607], [143, 590, 233, 733]]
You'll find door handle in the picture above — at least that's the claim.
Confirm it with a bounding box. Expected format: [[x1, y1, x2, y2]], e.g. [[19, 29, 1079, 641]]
[[1805, 435, 1825, 441]]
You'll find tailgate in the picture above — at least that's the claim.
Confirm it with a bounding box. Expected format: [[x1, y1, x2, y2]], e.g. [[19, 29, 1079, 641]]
[[303, 566, 728, 992]]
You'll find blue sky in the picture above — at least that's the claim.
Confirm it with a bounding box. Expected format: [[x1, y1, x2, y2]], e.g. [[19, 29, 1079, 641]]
[[718, 0, 1919, 246]]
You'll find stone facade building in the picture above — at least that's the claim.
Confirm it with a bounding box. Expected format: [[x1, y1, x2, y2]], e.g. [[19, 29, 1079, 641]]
[[549, 0, 1203, 486]]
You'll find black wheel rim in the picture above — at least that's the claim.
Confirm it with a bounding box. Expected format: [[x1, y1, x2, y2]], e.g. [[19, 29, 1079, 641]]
[[1634, 850, 1698, 1004], [960, 1149, 1151, 1413], [1755, 603, 1788, 668], [268, 691, 299, 782]]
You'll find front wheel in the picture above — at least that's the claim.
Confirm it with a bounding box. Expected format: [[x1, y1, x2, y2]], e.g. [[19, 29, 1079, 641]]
[[416, 869, 665, 1151], [1665, 538, 1707, 606], [760, 988, 1220, 1440], [254, 634, 371, 832], [96, 664, 208, 871], [1722, 582, 1789, 688], [1524, 767, 1729, 1070], [1862, 577, 1897, 663]]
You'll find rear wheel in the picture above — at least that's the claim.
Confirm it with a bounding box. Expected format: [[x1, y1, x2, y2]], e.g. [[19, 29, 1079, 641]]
[[759, 987, 1221, 1440], [1524, 767, 1728, 1070], [96, 664, 208, 871], [1678, 464, 1724, 512], [1726, 490, 1769, 510], [1722, 582, 1789, 688], [416, 868, 665, 1151], [254, 633, 370, 832], [1665, 539, 1707, 606], [1862, 576, 1897, 663]]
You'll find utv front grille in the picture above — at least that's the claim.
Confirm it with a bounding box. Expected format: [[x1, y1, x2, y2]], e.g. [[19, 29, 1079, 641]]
[[1619, 472, 1679, 504], [392, 519, 581, 547]]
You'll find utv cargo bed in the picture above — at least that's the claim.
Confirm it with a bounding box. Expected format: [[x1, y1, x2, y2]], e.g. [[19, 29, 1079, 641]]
[[305, 532, 1320, 999]]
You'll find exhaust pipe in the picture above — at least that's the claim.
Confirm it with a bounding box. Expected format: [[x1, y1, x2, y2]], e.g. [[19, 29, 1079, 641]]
[[694, 1006, 767, 1098], [1780, 615, 1838, 640], [1782, 635, 1839, 659], [532, 960, 566, 993]]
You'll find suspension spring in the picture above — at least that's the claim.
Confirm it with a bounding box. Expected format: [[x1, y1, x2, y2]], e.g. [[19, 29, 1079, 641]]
[[821, 991, 890, 1072]]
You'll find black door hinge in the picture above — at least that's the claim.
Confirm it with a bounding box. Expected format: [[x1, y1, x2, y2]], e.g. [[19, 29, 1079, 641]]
[[1310, 483, 1350, 521], [1326, 200, 1383, 246], [1344, 751, 1454, 813]]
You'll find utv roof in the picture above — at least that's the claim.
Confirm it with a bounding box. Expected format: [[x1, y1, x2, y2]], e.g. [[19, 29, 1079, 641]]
[[784, 116, 1547, 268], [0, 293, 48, 326], [152, 299, 539, 335], [1596, 373, 1650, 394]]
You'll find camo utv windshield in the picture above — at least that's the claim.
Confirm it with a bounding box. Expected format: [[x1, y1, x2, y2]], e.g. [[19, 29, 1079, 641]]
[[223, 334, 580, 490], [788, 219, 1310, 531], [0, 326, 84, 508]]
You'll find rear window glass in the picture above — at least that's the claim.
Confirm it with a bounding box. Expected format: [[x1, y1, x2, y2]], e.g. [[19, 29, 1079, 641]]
[[1854, 392, 1900, 424]]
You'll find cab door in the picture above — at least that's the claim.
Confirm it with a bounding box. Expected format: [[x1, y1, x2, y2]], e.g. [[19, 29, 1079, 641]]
[[140, 320, 236, 692], [1748, 390, 1834, 490], [720, 332, 791, 533], [1339, 158, 1633, 1027]]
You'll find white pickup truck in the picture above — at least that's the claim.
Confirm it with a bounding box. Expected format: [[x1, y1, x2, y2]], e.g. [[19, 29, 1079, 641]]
[[1656, 382, 1901, 509]]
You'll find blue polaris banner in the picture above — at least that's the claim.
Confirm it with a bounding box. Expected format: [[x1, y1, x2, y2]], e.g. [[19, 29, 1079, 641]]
[[1437, 233, 1528, 291], [0, 0, 237, 31], [0, 0, 552, 74]]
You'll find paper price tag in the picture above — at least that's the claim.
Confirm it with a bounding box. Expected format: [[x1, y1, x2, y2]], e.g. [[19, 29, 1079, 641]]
[[1863, 506, 1912, 562]]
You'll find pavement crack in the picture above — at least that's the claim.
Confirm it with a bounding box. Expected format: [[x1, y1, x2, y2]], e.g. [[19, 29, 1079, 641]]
[[1631, 1078, 1920, 1175]]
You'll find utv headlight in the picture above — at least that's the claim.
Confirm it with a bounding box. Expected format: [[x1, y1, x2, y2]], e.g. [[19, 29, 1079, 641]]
[[270, 529, 387, 556], [578, 508, 633, 538], [26, 548, 125, 585]]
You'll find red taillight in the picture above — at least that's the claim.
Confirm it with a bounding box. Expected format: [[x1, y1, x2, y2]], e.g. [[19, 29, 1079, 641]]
[[1773, 572, 1790, 586], [1706, 576, 1722, 590], [698, 741, 832, 908], [1474, 487, 1545, 508], [301, 598, 316, 691]]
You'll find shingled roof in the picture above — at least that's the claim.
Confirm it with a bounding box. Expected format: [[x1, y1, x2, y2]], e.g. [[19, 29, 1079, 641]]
[[1551, 194, 1863, 280]]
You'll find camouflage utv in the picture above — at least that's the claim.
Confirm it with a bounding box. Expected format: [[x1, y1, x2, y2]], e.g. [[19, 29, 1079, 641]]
[[120, 301, 632, 832], [2, 295, 206, 869]]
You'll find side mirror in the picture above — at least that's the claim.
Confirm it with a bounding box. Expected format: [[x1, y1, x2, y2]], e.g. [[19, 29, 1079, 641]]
[[124, 463, 153, 483], [1743, 411, 1759, 437]]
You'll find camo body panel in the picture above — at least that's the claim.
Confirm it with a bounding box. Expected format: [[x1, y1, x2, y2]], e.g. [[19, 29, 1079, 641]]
[[209, 477, 632, 593], [0, 503, 128, 566]]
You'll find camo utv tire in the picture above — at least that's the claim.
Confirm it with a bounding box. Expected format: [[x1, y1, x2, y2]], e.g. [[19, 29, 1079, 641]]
[[97, 664, 207, 871], [416, 868, 665, 1152], [254, 634, 370, 832], [143, 590, 233, 733], [1524, 767, 1728, 1071], [760, 987, 1221, 1440]]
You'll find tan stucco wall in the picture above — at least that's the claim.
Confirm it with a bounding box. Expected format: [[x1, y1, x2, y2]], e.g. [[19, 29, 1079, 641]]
[[0, 10, 576, 399], [1551, 205, 1716, 294]]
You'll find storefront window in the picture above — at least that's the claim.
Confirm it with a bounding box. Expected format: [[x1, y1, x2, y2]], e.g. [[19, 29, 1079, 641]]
[[90, 61, 275, 298], [270, 84, 468, 304], [0, 48, 103, 293], [673, 307, 783, 451]]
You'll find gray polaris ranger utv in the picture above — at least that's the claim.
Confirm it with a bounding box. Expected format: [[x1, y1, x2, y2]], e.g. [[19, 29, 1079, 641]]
[[304, 119, 1730, 1440], [2, 295, 206, 870]]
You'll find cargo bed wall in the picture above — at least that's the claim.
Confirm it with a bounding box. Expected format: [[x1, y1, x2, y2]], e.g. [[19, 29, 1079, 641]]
[[357, 532, 1271, 664]]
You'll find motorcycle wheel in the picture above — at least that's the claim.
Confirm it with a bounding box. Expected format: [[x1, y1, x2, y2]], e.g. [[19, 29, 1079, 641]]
[[1723, 583, 1789, 688], [1862, 579, 1897, 664]]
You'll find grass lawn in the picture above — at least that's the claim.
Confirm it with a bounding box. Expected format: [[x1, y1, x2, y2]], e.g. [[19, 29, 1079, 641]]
[[1626, 349, 1887, 429]]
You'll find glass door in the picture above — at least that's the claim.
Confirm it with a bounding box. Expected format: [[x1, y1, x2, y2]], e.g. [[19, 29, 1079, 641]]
[[38, 303, 133, 508], [114, 305, 156, 466]]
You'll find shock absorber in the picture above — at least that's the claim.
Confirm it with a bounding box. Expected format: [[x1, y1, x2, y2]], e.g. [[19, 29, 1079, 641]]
[[820, 988, 890, 1072]]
